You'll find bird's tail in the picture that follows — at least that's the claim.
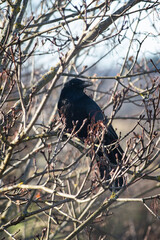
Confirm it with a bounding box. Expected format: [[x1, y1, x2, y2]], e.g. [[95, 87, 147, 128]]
[[87, 120, 124, 191], [96, 141, 124, 191]]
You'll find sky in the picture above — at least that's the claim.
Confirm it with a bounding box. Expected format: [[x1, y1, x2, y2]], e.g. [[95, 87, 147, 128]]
[[13, 0, 159, 74]]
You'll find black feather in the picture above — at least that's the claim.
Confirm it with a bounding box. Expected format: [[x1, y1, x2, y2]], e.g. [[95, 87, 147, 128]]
[[58, 78, 123, 189]]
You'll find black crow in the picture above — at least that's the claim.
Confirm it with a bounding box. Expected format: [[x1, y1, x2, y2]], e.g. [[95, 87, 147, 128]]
[[58, 78, 123, 189]]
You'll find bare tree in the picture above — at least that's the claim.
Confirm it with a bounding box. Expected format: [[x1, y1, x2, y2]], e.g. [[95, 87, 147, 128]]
[[0, 0, 160, 239]]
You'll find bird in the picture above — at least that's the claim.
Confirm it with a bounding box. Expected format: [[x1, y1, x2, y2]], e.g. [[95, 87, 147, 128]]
[[58, 78, 123, 190]]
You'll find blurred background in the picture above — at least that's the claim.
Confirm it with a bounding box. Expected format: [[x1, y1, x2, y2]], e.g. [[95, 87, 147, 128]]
[[0, 0, 160, 239]]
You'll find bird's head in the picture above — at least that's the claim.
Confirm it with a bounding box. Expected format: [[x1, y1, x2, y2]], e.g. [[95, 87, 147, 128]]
[[64, 78, 92, 90]]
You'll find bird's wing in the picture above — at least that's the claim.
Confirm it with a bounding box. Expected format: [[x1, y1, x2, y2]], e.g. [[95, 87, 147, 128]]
[[104, 119, 119, 140], [84, 95, 104, 121], [84, 95, 119, 141]]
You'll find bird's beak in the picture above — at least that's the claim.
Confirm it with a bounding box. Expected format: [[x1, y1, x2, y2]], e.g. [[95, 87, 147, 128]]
[[83, 81, 93, 88]]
